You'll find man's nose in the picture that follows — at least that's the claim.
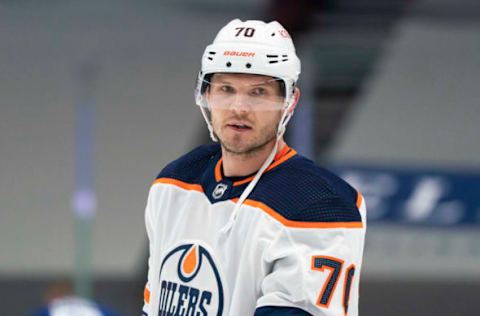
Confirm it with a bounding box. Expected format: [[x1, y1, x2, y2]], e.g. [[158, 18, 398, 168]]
[[229, 93, 251, 112]]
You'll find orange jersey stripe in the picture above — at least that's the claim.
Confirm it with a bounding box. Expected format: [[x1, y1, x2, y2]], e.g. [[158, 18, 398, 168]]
[[152, 178, 204, 192], [264, 148, 296, 173], [144, 285, 150, 304], [356, 191, 363, 209], [233, 149, 297, 186], [236, 198, 364, 229], [214, 158, 222, 182], [274, 144, 291, 161], [152, 179, 361, 229]]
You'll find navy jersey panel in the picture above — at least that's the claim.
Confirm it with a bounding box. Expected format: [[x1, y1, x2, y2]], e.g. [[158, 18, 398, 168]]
[[156, 144, 220, 184], [155, 145, 361, 224], [254, 306, 312, 315], [249, 155, 362, 223]]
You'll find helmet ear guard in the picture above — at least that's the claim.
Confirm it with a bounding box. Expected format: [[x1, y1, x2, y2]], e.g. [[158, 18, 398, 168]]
[[288, 87, 301, 113]]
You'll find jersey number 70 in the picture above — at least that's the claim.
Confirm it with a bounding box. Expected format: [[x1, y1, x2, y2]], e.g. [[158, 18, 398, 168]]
[[311, 256, 355, 315]]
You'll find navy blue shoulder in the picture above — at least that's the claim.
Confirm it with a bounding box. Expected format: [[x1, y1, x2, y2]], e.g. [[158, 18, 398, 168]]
[[156, 144, 220, 184], [249, 155, 362, 224]]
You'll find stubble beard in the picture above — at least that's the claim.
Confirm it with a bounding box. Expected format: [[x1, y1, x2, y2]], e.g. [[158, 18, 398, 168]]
[[212, 115, 279, 158]]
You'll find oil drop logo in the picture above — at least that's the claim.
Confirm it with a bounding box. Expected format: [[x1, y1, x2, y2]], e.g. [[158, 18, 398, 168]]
[[158, 243, 225, 315]]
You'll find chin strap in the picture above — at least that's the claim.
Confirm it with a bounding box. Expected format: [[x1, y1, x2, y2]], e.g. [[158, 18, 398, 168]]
[[219, 139, 279, 234], [200, 106, 218, 142], [219, 105, 293, 234]]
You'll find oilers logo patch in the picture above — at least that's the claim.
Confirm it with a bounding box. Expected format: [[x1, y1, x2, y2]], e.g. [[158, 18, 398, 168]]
[[158, 243, 225, 315]]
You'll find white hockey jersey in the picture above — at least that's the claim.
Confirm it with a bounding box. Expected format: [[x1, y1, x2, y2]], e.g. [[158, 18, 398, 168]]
[[142, 144, 366, 316]]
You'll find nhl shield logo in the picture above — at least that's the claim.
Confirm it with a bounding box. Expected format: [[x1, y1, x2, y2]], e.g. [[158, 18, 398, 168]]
[[212, 183, 228, 199]]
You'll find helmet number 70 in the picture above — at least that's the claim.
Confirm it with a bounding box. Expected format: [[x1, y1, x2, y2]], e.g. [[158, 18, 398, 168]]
[[234, 27, 255, 37]]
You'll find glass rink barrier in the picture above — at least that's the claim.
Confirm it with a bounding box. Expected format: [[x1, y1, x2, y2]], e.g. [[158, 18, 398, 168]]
[[329, 164, 480, 281]]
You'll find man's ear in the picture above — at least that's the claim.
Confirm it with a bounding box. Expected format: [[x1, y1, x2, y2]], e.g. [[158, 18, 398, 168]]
[[288, 87, 301, 113]]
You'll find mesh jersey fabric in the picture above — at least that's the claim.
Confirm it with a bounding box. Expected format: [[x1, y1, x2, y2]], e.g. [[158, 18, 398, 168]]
[[156, 144, 361, 224]]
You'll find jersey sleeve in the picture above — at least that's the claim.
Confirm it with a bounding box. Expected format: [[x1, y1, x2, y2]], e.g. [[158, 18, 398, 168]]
[[256, 197, 366, 316], [142, 185, 157, 316]]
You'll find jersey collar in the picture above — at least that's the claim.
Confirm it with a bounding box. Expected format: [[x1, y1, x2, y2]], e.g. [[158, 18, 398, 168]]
[[214, 145, 297, 187], [201, 144, 297, 204]]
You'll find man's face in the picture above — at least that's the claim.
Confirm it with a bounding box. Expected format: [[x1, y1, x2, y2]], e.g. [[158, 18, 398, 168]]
[[207, 73, 284, 156]]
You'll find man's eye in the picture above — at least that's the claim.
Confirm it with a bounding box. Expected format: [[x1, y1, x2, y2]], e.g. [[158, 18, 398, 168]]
[[220, 85, 234, 93], [251, 87, 266, 96]]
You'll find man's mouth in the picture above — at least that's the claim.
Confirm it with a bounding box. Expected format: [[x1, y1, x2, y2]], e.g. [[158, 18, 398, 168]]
[[226, 122, 252, 131]]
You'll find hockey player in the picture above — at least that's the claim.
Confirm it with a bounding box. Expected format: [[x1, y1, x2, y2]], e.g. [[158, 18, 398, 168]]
[[142, 19, 366, 316]]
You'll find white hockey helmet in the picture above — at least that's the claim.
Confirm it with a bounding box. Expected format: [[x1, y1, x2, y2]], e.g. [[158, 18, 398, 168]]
[[195, 19, 301, 141]]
